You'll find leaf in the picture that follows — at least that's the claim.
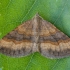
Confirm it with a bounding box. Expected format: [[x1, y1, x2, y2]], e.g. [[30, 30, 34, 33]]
[[0, 0, 70, 70]]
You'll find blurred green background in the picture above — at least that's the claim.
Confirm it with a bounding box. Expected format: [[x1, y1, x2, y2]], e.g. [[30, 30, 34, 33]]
[[0, 0, 70, 70]]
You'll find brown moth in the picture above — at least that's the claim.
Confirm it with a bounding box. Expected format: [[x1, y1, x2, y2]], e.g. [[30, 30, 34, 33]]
[[0, 14, 70, 59]]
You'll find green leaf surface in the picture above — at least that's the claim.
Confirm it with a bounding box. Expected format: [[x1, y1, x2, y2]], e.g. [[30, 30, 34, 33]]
[[0, 0, 70, 70]]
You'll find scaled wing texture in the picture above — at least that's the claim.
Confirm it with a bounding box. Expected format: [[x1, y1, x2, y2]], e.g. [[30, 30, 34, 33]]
[[0, 14, 70, 58]]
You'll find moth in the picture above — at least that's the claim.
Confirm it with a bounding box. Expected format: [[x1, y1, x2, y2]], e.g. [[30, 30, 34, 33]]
[[0, 14, 70, 59]]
